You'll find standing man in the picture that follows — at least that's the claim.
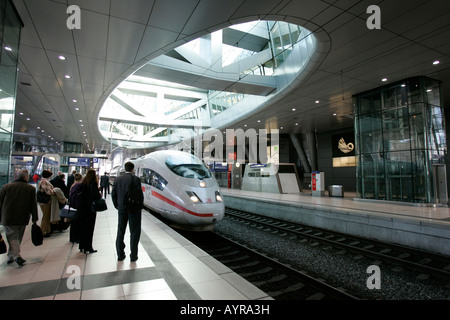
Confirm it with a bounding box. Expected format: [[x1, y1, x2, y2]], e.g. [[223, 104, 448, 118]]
[[111, 162, 143, 262], [67, 170, 77, 191], [0, 169, 39, 266], [100, 172, 110, 198]]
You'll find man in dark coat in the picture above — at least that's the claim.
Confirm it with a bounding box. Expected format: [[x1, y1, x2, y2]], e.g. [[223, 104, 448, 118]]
[[100, 172, 110, 198], [67, 170, 76, 191], [50, 171, 69, 198], [0, 169, 39, 266], [111, 162, 143, 262]]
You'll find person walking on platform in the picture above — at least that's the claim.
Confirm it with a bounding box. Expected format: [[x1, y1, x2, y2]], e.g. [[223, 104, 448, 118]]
[[37, 170, 54, 237], [100, 172, 109, 198], [111, 162, 143, 262], [0, 169, 39, 266], [78, 169, 102, 254]]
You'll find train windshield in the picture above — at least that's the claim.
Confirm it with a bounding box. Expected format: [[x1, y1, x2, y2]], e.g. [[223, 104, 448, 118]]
[[165, 154, 212, 179]]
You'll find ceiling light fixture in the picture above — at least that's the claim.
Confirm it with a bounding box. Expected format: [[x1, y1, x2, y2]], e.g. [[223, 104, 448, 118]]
[[315, 100, 320, 104], [382, 78, 388, 82], [65, 75, 71, 79], [58, 55, 66, 60], [433, 60, 440, 65]]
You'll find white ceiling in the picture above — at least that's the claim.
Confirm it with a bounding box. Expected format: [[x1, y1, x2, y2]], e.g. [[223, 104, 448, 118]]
[[11, 0, 450, 154]]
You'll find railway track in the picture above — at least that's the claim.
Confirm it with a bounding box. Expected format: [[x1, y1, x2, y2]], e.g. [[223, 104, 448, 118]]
[[223, 208, 450, 284], [178, 229, 359, 300]]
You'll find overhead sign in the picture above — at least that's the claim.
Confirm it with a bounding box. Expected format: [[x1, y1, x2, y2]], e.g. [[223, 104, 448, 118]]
[[69, 157, 90, 167]]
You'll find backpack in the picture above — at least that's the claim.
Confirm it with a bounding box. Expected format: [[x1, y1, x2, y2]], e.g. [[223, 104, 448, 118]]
[[125, 177, 143, 211], [69, 183, 86, 209]]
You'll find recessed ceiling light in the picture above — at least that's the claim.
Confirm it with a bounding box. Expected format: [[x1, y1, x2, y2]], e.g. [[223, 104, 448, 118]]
[[315, 100, 320, 104], [79, 120, 83, 122], [257, 120, 261, 123], [19, 112, 23, 115], [382, 78, 388, 82], [72, 99, 78, 103], [26, 118, 30, 121], [4, 46, 12, 51], [292, 108, 296, 111], [58, 55, 66, 61], [75, 107, 80, 111], [433, 60, 440, 65], [81, 124, 84, 127], [333, 113, 337, 116], [65, 75, 71, 79]]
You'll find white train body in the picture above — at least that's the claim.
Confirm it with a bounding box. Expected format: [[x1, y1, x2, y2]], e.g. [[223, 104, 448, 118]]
[[117, 150, 225, 231]]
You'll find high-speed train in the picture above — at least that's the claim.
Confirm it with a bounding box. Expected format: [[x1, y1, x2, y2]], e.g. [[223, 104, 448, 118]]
[[111, 150, 225, 231]]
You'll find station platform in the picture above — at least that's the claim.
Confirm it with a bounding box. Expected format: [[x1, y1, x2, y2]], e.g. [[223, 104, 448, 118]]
[[221, 189, 450, 256], [0, 196, 270, 301]]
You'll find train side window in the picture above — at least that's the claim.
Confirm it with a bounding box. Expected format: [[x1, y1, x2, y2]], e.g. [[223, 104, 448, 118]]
[[151, 170, 167, 191], [142, 168, 167, 191], [142, 168, 152, 185]]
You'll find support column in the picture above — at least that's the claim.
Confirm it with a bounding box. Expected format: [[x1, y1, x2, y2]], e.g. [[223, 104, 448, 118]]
[[306, 132, 318, 172], [289, 133, 311, 173]]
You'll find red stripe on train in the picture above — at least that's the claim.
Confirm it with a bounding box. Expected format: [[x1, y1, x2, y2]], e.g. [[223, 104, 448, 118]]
[[151, 190, 214, 218]]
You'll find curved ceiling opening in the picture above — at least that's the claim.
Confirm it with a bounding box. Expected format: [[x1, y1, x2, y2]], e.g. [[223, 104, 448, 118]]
[[99, 20, 319, 149]]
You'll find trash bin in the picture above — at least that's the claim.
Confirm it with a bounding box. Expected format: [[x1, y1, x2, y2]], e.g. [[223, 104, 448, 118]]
[[329, 185, 344, 197]]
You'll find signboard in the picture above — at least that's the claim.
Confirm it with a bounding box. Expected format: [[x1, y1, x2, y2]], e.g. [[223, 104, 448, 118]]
[[69, 157, 90, 167], [212, 162, 228, 172]]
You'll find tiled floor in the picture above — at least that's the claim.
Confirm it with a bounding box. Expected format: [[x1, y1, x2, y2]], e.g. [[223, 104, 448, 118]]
[[0, 195, 270, 300]]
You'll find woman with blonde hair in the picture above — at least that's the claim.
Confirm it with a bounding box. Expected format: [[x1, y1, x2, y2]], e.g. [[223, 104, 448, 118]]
[[37, 170, 54, 237]]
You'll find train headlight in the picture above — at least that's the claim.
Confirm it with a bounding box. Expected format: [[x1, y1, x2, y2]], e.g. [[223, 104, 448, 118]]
[[215, 191, 223, 202], [186, 191, 201, 203], [199, 180, 206, 188]]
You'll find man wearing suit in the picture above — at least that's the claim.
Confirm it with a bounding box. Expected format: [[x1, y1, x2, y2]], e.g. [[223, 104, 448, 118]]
[[100, 172, 110, 198], [111, 162, 144, 262]]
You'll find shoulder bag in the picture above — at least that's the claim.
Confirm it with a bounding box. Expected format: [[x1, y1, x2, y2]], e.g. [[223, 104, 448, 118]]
[[60, 204, 78, 219], [31, 223, 43, 246], [0, 233, 7, 254], [92, 198, 107, 212], [36, 190, 51, 204]]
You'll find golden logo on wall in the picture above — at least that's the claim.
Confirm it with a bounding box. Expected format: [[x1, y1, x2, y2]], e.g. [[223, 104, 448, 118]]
[[338, 137, 354, 154]]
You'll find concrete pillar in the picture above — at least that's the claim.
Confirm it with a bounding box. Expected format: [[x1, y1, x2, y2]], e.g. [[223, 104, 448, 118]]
[[289, 133, 311, 173]]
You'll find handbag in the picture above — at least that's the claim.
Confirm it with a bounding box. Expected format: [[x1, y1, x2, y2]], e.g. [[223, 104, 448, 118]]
[[36, 190, 51, 204], [60, 204, 78, 220], [92, 198, 107, 212], [31, 223, 43, 246], [0, 233, 7, 254]]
